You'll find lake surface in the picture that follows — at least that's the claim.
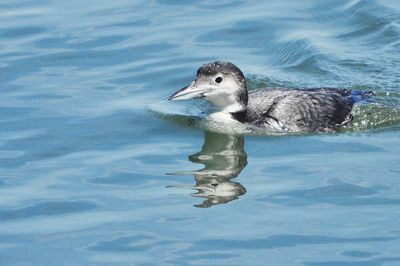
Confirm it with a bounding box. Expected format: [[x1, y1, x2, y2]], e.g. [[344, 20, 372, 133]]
[[1, 0, 400, 265]]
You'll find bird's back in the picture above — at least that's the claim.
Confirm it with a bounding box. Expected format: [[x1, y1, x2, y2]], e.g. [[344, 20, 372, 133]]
[[246, 87, 354, 132]]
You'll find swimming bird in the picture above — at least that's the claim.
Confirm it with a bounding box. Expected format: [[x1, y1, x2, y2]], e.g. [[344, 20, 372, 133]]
[[169, 61, 374, 132]]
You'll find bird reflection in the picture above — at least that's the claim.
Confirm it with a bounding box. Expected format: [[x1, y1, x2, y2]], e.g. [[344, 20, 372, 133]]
[[170, 131, 247, 208]]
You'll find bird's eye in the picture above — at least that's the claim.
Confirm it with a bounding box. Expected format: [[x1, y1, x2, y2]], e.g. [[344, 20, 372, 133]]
[[215, 77, 223, 83]]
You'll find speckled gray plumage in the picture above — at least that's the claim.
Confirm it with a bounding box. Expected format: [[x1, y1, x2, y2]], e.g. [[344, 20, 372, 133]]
[[243, 87, 354, 132]]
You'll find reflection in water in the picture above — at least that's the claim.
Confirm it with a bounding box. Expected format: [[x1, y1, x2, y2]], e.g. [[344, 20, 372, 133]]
[[170, 131, 247, 208]]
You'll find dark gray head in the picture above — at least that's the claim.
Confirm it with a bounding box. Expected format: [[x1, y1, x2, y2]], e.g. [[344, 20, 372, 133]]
[[196, 61, 245, 84], [169, 61, 248, 112]]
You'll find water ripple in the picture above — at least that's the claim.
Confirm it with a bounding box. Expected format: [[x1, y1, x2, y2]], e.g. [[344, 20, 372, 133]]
[[0, 200, 97, 221]]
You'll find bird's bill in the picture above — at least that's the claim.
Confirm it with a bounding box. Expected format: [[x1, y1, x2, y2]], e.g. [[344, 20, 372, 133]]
[[169, 81, 209, 100]]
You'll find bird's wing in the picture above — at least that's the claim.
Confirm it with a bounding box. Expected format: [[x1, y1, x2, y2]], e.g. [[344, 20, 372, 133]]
[[248, 88, 353, 132]]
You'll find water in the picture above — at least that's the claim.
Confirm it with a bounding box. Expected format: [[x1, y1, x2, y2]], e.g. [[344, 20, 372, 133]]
[[1, 0, 400, 265]]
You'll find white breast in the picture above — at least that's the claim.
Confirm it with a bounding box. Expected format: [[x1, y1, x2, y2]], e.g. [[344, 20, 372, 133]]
[[207, 112, 237, 124], [204, 111, 252, 134]]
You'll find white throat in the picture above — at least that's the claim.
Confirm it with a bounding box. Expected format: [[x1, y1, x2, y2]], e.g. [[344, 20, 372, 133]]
[[220, 102, 246, 113], [207, 90, 246, 114]]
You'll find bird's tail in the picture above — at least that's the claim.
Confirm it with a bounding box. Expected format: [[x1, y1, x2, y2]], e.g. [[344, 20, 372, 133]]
[[347, 90, 375, 104]]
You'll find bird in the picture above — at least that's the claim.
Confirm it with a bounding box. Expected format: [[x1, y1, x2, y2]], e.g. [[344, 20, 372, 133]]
[[169, 61, 374, 132]]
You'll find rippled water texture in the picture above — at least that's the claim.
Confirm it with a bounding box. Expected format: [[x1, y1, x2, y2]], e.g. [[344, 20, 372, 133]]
[[1, 0, 400, 265]]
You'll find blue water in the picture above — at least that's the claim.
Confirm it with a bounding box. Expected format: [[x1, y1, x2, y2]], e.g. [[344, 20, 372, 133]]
[[1, 0, 400, 265]]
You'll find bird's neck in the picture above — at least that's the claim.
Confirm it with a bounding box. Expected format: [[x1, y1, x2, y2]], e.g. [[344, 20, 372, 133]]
[[209, 98, 247, 124], [221, 102, 247, 113], [227, 85, 248, 122], [208, 84, 248, 122]]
